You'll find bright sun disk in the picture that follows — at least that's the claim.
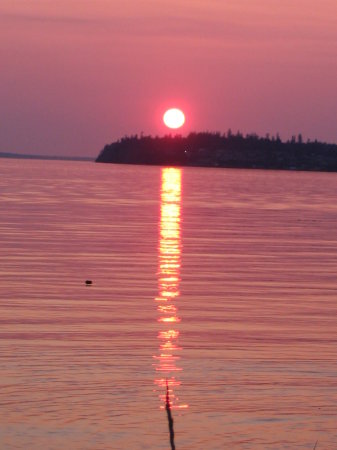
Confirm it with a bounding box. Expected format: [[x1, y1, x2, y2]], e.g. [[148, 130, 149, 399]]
[[163, 108, 185, 129]]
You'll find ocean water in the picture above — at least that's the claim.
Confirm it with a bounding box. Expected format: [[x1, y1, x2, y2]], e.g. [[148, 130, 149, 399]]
[[0, 158, 336, 449]]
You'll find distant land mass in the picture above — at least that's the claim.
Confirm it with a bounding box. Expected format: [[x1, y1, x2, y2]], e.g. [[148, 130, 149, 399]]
[[96, 132, 337, 172], [0, 152, 93, 161]]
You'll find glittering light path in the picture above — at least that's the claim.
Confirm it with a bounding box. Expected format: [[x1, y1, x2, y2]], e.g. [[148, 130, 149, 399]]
[[153, 168, 188, 410]]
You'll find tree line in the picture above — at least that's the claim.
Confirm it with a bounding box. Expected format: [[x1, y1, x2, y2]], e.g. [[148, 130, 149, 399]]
[[96, 131, 337, 172]]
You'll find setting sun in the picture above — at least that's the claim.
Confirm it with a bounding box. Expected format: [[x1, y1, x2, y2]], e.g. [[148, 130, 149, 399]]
[[163, 108, 185, 129]]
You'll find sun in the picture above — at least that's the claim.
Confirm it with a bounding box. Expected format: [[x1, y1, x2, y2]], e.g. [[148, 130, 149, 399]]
[[163, 108, 185, 129]]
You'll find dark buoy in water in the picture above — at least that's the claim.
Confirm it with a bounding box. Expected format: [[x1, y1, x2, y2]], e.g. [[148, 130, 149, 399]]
[[85, 280, 92, 285]]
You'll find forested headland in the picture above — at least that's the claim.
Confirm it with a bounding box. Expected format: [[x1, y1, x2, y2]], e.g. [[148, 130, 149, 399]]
[[96, 131, 337, 172]]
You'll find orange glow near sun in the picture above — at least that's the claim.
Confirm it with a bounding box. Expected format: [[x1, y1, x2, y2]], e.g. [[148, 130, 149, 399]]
[[163, 108, 185, 129]]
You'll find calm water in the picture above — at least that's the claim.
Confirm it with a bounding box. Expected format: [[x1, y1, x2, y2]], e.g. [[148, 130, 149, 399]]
[[0, 158, 336, 449]]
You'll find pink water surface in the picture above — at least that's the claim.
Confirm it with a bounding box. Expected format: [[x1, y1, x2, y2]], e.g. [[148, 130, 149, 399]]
[[0, 158, 336, 449]]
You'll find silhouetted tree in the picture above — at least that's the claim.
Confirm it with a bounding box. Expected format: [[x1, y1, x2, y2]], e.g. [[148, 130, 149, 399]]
[[96, 131, 337, 172]]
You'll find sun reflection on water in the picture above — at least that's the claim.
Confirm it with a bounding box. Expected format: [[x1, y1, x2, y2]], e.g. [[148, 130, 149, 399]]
[[153, 168, 188, 410]]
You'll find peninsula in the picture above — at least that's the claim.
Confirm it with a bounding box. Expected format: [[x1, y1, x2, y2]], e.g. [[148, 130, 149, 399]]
[[96, 132, 337, 172]]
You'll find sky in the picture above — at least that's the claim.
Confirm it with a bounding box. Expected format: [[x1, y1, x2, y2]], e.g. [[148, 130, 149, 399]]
[[1, 0, 337, 157]]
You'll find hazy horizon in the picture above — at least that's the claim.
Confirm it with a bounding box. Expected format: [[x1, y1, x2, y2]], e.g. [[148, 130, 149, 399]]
[[1, 0, 337, 157]]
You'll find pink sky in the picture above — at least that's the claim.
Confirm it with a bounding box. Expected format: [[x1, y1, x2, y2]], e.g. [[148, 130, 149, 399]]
[[1, 0, 337, 156]]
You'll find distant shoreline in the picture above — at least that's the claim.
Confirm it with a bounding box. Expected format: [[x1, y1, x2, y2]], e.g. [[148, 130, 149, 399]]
[[0, 152, 94, 162], [96, 132, 337, 173]]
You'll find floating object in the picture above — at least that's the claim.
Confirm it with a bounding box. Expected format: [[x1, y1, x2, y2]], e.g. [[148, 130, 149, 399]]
[[165, 379, 175, 450], [85, 280, 92, 285]]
